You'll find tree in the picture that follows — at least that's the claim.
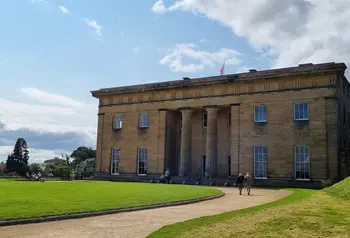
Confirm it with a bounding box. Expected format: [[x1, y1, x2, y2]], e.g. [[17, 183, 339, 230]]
[[29, 163, 42, 173], [76, 158, 96, 179], [70, 147, 96, 168], [6, 138, 29, 176], [44, 157, 65, 164]]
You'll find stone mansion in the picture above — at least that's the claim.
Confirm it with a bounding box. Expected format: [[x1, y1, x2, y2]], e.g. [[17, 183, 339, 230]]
[[91, 62, 350, 186]]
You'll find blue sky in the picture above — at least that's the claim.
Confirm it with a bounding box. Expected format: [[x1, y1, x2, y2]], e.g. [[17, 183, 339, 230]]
[[0, 0, 349, 162]]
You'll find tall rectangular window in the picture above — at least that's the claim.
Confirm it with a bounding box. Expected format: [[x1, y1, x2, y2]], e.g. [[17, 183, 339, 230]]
[[201, 155, 206, 176], [137, 148, 148, 175], [139, 113, 149, 128], [228, 112, 231, 127], [254, 105, 267, 122], [113, 115, 123, 129], [294, 145, 310, 180], [253, 146, 268, 179], [294, 102, 309, 121], [203, 113, 208, 128], [111, 148, 120, 175]]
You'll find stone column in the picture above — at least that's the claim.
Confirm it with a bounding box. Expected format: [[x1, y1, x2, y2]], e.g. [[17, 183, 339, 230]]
[[96, 112, 105, 173], [205, 106, 218, 177], [179, 107, 192, 176], [230, 103, 240, 176]]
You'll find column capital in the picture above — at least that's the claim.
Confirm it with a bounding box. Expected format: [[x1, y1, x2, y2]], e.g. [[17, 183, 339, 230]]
[[230, 103, 241, 107], [178, 106, 192, 111]]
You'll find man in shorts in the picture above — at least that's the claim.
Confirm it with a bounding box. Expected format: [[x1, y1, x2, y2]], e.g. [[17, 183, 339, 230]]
[[244, 172, 253, 195], [235, 173, 245, 195]]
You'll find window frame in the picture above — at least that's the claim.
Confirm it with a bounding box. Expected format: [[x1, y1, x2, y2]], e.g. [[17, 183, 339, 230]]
[[254, 105, 267, 123], [111, 148, 120, 175], [113, 115, 123, 129], [137, 147, 148, 176], [203, 113, 208, 128], [294, 102, 309, 121], [253, 146, 268, 179], [139, 113, 149, 128], [294, 145, 310, 181]]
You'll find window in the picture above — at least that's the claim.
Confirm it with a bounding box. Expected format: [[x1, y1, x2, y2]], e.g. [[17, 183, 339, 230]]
[[137, 148, 148, 175], [111, 148, 120, 175], [294, 145, 310, 180], [203, 113, 208, 128], [228, 112, 231, 127], [228, 155, 231, 176], [201, 155, 206, 176], [113, 115, 123, 129], [294, 102, 309, 121], [139, 113, 149, 128], [253, 146, 268, 179], [254, 105, 267, 122]]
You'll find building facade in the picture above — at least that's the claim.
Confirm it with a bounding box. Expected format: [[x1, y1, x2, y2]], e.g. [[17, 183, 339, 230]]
[[91, 62, 350, 185]]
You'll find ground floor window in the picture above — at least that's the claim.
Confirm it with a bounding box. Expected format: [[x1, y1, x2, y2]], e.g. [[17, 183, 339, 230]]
[[201, 155, 206, 176], [137, 148, 148, 175], [253, 146, 268, 179], [111, 148, 120, 175], [294, 145, 310, 180]]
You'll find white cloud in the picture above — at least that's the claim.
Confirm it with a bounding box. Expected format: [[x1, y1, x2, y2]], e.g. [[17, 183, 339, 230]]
[[0, 146, 68, 163], [0, 88, 97, 162], [132, 47, 141, 52], [160, 43, 241, 73], [29, 0, 48, 4], [19, 87, 86, 109], [152, 0, 350, 76], [57, 5, 69, 15], [83, 18, 103, 41], [199, 38, 210, 43]]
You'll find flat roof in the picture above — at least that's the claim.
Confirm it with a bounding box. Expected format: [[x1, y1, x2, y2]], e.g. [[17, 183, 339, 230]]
[[91, 62, 347, 97]]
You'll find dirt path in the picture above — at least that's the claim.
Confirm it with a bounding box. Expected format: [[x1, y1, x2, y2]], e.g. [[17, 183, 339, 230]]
[[0, 187, 290, 238]]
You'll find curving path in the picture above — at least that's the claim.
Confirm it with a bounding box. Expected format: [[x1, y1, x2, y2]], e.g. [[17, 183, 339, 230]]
[[0, 187, 290, 238]]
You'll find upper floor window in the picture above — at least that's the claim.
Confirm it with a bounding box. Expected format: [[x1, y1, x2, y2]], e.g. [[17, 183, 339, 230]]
[[254, 105, 267, 122], [203, 113, 208, 128], [294, 103, 309, 121], [113, 115, 123, 129], [139, 113, 149, 128]]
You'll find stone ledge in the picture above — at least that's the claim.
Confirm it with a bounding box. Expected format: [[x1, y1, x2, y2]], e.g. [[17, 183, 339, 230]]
[[0, 191, 225, 227]]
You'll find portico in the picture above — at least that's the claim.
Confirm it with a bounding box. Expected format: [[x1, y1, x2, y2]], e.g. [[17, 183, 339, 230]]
[[165, 105, 235, 178]]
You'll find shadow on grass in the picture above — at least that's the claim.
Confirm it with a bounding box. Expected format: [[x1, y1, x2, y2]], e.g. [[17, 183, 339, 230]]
[[147, 189, 314, 238]]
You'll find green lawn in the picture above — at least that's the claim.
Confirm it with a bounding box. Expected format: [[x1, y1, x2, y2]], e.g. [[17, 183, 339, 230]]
[[0, 180, 221, 221], [149, 177, 350, 238]]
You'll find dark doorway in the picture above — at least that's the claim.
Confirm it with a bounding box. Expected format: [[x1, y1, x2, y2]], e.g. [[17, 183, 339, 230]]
[[228, 155, 231, 176], [201, 155, 206, 176]]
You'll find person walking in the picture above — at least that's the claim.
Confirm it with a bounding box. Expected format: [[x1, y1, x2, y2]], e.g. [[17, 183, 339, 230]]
[[164, 169, 171, 184], [244, 172, 253, 195], [235, 173, 245, 195]]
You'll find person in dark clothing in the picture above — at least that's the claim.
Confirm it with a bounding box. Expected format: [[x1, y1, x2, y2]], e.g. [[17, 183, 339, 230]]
[[164, 169, 171, 184], [235, 173, 245, 195]]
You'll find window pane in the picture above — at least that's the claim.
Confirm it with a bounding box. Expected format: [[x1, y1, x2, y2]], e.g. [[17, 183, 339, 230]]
[[295, 145, 310, 179], [254, 146, 268, 178]]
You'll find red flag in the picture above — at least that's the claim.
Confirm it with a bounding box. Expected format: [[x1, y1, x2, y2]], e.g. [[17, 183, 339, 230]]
[[220, 62, 225, 75]]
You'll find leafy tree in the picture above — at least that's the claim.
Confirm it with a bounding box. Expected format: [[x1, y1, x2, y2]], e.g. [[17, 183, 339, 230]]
[[29, 163, 42, 173], [44, 157, 65, 164], [6, 138, 29, 176], [76, 158, 96, 179], [70, 147, 96, 168]]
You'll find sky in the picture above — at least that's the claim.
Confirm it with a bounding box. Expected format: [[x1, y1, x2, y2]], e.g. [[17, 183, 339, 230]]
[[0, 0, 350, 163]]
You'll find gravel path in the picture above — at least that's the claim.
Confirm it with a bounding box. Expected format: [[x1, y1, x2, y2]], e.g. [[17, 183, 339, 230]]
[[0, 187, 290, 238]]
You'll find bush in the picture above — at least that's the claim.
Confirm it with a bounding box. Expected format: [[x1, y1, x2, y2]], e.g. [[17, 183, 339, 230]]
[[321, 179, 333, 188]]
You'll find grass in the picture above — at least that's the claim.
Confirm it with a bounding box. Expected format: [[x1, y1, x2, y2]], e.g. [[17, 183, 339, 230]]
[[0, 180, 221, 221], [149, 177, 350, 238]]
